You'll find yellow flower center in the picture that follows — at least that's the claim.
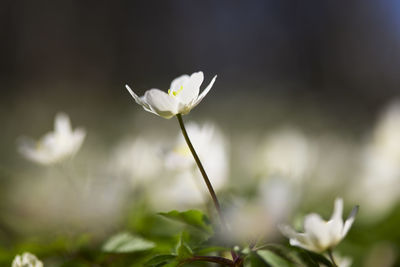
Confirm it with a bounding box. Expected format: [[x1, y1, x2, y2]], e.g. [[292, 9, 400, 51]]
[[168, 85, 184, 97]]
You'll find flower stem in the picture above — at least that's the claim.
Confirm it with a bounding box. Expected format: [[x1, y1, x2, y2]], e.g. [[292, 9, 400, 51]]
[[176, 114, 240, 263], [328, 249, 338, 267], [176, 114, 227, 228]]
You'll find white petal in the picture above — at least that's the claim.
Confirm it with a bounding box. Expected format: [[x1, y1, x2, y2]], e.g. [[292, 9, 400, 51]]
[[41, 132, 56, 148], [192, 75, 217, 107], [303, 214, 331, 251], [176, 71, 203, 105], [170, 74, 190, 92], [125, 85, 151, 108], [71, 128, 86, 153], [12, 255, 22, 267], [279, 225, 317, 252], [144, 89, 179, 118], [289, 237, 319, 252], [342, 205, 359, 237], [331, 198, 344, 221], [327, 198, 345, 244], [55, 112, 72, 135]]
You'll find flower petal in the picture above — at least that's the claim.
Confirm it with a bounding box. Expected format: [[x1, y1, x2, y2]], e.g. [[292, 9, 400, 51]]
[[126, 85, 159, 115], [192, 75, 217, 107], [55, 113, 72, 135], [125, 85, 147, 106], [17, 137, 53, 165], [71, 128, 86, 154], [144, 89, 179, 118], [342, 205, 359, 237], [330, 198, 344, 221], [279, 225, 317, 252], [176, 71, 203, 105], [303, 213, 331, 251], [170, 74, 190, 92], [327, 198, 344, 244]]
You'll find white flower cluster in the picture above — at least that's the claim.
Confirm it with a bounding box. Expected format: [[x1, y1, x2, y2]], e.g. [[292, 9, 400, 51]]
[[12, 252, 43, 267]]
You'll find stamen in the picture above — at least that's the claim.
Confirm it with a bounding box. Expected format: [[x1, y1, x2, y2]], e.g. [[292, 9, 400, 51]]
[[168, 85, 184, 97]]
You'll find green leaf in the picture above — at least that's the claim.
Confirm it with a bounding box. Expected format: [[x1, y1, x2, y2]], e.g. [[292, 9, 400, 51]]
[[257, 250, 294, 267], [144, 254, 177, 267], [287, 250, 318, 267], [244, 253, 268, 267], [306, 251, 333, 267], [102, 232, 155, 253], [176, 234, 193, 260], [163, 260, 180, 267], [158, 210, 213, 234]]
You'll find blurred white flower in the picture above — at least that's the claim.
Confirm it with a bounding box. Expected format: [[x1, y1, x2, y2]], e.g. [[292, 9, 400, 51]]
[[226, 178, 297, 242], [258, 178, 298, 225], [125, 71, 216, 119], [280, 198, 358, 253], [153, 171, 205, 209], [12, 252, 43, 267], [110, 137, 163, 185], [18, 113, 86, 165], [166, 122, 228, 192], [257, 128, 316, 183], [154, 122, 228, 208], [355, 101, 400, 219]]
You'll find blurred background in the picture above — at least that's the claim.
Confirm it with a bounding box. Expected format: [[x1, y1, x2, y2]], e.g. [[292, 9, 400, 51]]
[[1, 0, 400, 266]]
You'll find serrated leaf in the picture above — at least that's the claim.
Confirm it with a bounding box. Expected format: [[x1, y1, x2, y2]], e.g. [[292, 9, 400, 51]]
[[257, 250, 294, 267], [102, 232, 155, 253], [159, 210, 213, 234], [144, 254, 177, 267]]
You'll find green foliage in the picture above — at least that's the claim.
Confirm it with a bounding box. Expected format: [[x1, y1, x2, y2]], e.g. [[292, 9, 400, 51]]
[[158, 210, 213, 234], [240, 244, 335, 267], [144, 254, 177, 267], [257, 250, 294, 267], [102, 232, 155, 253]]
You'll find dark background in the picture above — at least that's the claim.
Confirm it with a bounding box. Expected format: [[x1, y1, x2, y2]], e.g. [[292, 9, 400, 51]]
[[1, 0, 400, 127]]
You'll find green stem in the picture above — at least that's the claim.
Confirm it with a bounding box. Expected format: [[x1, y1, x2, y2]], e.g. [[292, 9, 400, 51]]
[[176, 114, 240, 262], [176, 114, 227, 229], [327, 249, 338, 267]]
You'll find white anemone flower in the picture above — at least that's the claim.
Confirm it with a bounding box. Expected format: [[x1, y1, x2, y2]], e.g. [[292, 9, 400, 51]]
[[18, 113, 86, 165], [125, 71, 217, 119], [12, 252, 43, 267], [280, 198, 358, 253]]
